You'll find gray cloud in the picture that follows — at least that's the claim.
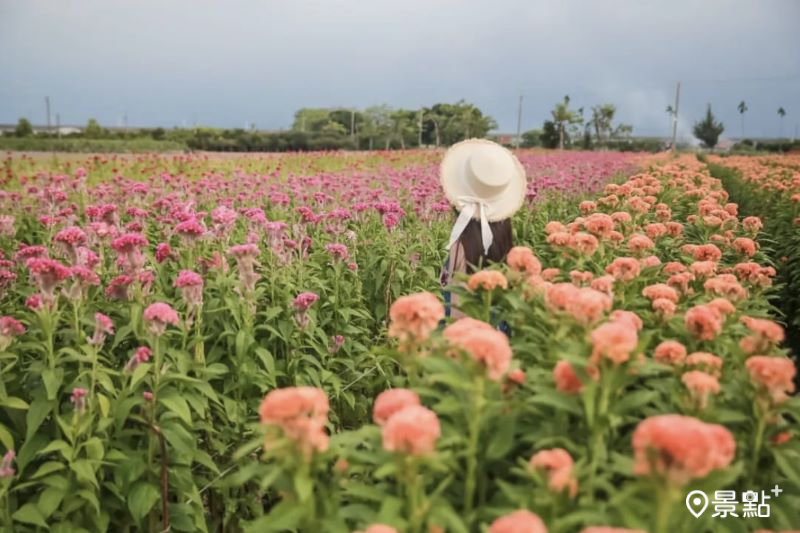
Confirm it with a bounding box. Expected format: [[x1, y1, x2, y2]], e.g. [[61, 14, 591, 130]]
[[2, 0, 799, 138]]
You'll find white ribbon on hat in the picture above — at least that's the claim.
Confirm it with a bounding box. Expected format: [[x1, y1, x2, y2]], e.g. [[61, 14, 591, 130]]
[[445, 195, 493, 255]]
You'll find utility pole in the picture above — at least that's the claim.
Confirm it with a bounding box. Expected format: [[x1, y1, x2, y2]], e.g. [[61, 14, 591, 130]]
[[350, 109, 355, 141], [515, 94, 524, 148], [45, 96, 52, 133], [124, 113, 128, 132], [56, 113, 61, 138], [418, 110, 423, 148], [670, 82, 680, 151]]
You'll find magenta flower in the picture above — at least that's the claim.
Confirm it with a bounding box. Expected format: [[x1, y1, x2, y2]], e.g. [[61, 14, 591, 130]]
[[174, 270, 204, 311], [174, 219, 206, 242], [293, 292, 319, 329], [0, 316, 25, 351], [89, 313, 114, 346], [70, 387, 88, 413], [27, 257, 71, 305], [124, 346, 152, 372], [325, 243, 349, 262], [330, 335, 345, 354], [155, 242, 172, 263], [110, 233, 148, 254], [0, 450, 15, 478], [143, 302, 180, 336]]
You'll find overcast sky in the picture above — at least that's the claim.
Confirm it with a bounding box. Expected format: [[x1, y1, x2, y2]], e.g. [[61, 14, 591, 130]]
[[2, 0, 799, 139]]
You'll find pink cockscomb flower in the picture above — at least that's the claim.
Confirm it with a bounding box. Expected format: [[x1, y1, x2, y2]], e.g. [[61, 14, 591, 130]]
[[373, 388, 421, 426], [174, 218, 206, 242], [605, 257, 640, 282], [445, 326, 512, 381], [259, 386, 330, 457], [174, 270, 204, 310], [155, 242, 173, 263], [125, 346, 152, 372], [0, 316, 26, 351], [529, 448, 578, 497], [684, 304, 723, 341], [553, 360, 595, 394], [387, 292, 444, 349], [293, 291, 319, 328], [682, 371, 721, 409], [468, 270, 509, 292], [590, 321, 638, 366], [632, 414, 735, 485], [355, 526, 399, 533], [745, 356, 797, 405], [653, 340, 687, 365], [143, 302, 180, 336], [507, 246, 542, 276], [88, 312, 114, 346], [0, 449, 15, 478], [325, 243, 349, 262], [70, 387, 88, 413], [489, 510, 548, 533], [228, 243, 260, 293], [382, 405, 440, 455]]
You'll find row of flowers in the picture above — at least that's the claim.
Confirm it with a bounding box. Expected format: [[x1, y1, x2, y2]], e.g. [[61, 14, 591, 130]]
[[244, 155, 799, 533], [0, 151, 637, 531]]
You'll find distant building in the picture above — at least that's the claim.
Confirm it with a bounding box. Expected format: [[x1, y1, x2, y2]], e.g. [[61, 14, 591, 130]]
[[0, 124, 83, 136], [490, 133, 516, 146]]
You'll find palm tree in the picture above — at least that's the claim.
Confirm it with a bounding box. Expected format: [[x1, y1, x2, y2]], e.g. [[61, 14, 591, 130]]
[[551, 95, 579, 150], [737, 101, 748, 139], [778, 107, 787, 138]]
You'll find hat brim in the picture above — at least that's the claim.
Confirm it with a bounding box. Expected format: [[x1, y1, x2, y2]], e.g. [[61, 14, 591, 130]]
[[440, 138, 527, 222]]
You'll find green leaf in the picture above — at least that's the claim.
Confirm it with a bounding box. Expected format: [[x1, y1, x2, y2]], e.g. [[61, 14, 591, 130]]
[[97, 394, 110, 418], [13, 503, 48, 528], [130, 363, 152, 389], [26, 397, 52, 440], [37, 487, 65, 519], [30, 461, 65, 479], [486, 413, 518, 460], [528, 393, 582, 415], [70, 459, 98, 488], [243, 501, 306, 532], [2, 396, 29, 410], [127, 481, 161, 521], [159, 392, 192, 425], [0, 423, 14, 451], [41, 368, 63, 401]]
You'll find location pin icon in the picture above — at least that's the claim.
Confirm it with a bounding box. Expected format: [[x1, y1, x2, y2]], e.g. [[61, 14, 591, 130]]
[[686, 490, 709, 518]]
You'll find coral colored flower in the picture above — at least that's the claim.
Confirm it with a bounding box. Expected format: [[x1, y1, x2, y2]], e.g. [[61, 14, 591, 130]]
[[568, 232, 599, 256], [707, 298, 735, 317], [590, 275, 615, 296], [356, 525, 399, 533], [590, 321, 638, 365], [443, 317, 494, 344], [640, 255, 661, 269], [742, 216, 763, 234], [684, 305, 723, 341], [570, 270, 594, 286], [260, 387, 330, 457], [143, 302, 180, 336], [553, 360, 591, 393], [541, 268, 560, 281], [682, 371, 721, 409], [745, 356, 797, 405], [642, 283, 679, 303], [564, 288, 612, 325], [467, 270, 508, 292], [627, 233, 655, 255], [373, 388, 420, 426], [529, 448, 578, 497], [382, 405, 440, 455], [489, 510, 547, 533], [654, 340, 687, 365], [508, 368, 526, 385], [584, 213, 615, 237], [771, 432, 792, 446], [388, 292, 444, 348], [507, 246, 542, 275], [605, 257, 640, 282], [447, 327, 512, 381], [632, 414, 735, 485], [686, 352, 722, 376], [610, 310, 642, 331]]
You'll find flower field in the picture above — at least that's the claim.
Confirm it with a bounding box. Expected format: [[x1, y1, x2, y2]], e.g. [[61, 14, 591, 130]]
[[0, 149, 799, 533]]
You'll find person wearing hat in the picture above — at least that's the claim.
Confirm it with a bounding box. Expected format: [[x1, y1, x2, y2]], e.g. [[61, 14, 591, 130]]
[[439, 139, 527, 321]]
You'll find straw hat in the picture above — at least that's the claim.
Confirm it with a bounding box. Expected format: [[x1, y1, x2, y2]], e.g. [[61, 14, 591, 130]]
[[440, 139, 527, 253]]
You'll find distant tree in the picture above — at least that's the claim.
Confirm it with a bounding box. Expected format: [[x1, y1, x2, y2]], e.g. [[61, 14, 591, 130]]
[[737, 101, 748, 139], [292, 108, 332, 132], [550, 95, 581, 149], [693, 104, 725, 148], [329, 109, 364, 138], [540, 120, 560, 149], [151, 127, 166, 141], [389, 109, 417, 149], [520, 129, 542, 147], [15, 118, 33, 137], [778, 107, 787, 138], [361, 105, 393, 150], [84, 118, 104, 139], [590, 103, 616, 142]]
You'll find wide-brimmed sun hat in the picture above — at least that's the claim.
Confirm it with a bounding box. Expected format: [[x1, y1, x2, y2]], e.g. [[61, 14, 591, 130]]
[[440, 138, 527, 254]]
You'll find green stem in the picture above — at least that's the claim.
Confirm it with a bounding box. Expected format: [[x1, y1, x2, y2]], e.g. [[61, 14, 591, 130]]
[[750, 407, 767, 484], [483, 291, 492, 323], [463, 377, 485, 517], [654, 484, 676, 533], [406, 457, 423, 533]]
